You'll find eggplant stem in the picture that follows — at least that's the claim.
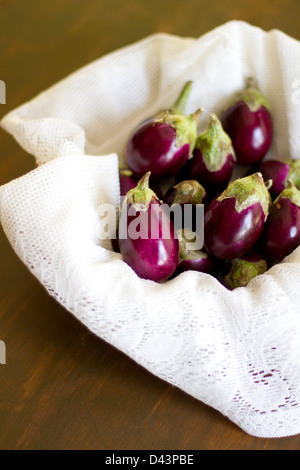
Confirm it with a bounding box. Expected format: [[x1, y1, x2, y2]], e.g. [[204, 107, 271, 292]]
[[171, 81, 193, 115]]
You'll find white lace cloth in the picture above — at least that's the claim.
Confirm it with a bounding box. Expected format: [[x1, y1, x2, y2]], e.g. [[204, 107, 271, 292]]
[[1, 20, 300, 438]]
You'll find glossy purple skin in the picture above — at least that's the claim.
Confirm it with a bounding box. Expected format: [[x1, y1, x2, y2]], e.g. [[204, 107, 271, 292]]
[[119, 198, 179, 282], [204, 197, 265, 260], [184, 148, 235, 194], [259, 197, 300, 262], [256, 160, 290, 198], [240, 248, 266, 264], [174, 254, 218, 277], [222, 102, 273, 166], [126, 121, 190, 181]]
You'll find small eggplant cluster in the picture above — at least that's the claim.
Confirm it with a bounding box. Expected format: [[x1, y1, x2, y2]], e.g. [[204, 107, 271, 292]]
[[112, 80, 300, 288]]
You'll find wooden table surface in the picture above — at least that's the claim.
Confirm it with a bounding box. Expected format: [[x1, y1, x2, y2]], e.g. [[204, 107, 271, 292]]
[[1, 0, 300, 451]]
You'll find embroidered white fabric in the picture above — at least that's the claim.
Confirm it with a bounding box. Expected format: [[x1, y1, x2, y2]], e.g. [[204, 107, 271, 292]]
[[1, 20, 300, 438]]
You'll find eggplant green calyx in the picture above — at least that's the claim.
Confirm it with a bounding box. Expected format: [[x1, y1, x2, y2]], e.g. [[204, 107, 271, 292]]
[[195, 113, 235, 172], [177, 228, 207, 260], [161, 108, 203, 157], [172, 180, 206, 205], [275, 179, 300, 209], [217, 172, 270, 219], [230, 77, 271, 113], [283, 159, 300, 189], [124, 171, 156, 211], [224, 257, 268, 290]]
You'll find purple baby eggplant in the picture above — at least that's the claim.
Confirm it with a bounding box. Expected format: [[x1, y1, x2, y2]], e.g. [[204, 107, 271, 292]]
[[221, 78, 273, 166], [183, 113, 235, 194], [259, 180, 300, 262], [112, 168, 164, 254], [126, 81, 202, 181], [204, 173, 270, 260], [173, 228, 219, 277], [255, 160, 290, 198], [223, 249, 268, 290], [119, 172, 179, 282], [256, 158, 300, 198]]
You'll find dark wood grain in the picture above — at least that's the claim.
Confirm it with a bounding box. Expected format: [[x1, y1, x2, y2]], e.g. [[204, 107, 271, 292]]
[[1, 0, 300, 450]]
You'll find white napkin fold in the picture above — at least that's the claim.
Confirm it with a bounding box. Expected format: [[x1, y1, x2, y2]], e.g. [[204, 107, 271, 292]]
[[2, 20, 300, 438]]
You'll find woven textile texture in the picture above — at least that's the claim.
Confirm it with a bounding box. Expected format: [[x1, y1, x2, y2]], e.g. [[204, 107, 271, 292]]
[[1, 20, 300, 438]]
